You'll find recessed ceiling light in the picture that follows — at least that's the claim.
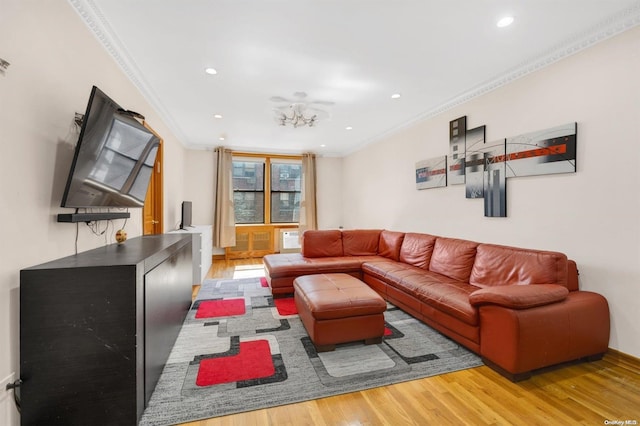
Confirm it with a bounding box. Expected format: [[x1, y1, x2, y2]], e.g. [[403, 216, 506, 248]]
[[345, 126, 353, 130], [320, 144, 326, 147], [497, 16, 514, 28], [391, 93, 401, 99], [205, 67, 218, 75], [214, 114, 223, 119], [219, 136, 225, 141]]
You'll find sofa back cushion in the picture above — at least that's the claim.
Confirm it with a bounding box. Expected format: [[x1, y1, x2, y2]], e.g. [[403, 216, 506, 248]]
[[342, 229, 382, 256], [429, 237, 479, 282], [470, 243, 569, 288], [378, 230, 405, 261], [567, 259, 579, 291], [399, 233, 437, 269], [302, 230, 343, 258]]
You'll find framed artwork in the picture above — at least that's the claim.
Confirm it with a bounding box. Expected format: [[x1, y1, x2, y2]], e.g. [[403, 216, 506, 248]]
[[464, 125, 486, 199], [416, 156, 447, 190], [447, 116, 466, 185], [506, 122, 577, 177], [483, 139, 507, 218]]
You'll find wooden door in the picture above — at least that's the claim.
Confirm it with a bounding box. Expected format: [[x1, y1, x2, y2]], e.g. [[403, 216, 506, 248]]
[[143, 125, 163, 235]]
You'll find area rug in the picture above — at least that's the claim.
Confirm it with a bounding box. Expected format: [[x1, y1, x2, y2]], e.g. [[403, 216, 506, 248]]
[[140, 277, 482, 425]]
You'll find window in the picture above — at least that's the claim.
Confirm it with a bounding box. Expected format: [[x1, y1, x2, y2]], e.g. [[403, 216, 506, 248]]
[[231, 155, 301, 224], [232, 161, 264, 224], [270, 163, 301, 223]]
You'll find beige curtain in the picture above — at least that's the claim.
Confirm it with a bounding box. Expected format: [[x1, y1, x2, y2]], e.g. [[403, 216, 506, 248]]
[[299, 152, 318, 234], [213, 147, 236, 248]]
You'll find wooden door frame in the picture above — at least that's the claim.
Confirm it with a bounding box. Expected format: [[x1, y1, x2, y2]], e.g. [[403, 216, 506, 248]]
[[143, 122, 164, 234]]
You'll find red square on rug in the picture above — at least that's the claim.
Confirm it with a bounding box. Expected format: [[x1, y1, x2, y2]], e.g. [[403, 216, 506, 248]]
[[196, 340, 275, 386], [274, 297, 297, 316], [196, 299, 245, 319], [260, 277, 269, 287]]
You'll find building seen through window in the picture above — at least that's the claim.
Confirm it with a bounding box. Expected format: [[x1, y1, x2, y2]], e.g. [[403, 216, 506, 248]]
[[271, 163, 301, 223], [232, 161, 264, 223], [232, 157, 301, 224]]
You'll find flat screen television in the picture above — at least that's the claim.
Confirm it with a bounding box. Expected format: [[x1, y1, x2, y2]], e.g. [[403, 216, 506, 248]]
[[180, 201, 193, 229], [60, 86, 160, 209]]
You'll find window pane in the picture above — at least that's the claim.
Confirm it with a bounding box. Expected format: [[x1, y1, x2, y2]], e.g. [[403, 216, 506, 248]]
[[233, 192, 264, 224], [233, 161, 264, 191], [271, 163, 301, 223], [271, 192, 300, 223], [232, 161, 265, 224], [271, 163, 301, 191]]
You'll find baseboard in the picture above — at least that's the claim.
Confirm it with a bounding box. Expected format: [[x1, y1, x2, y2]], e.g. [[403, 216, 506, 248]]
[[605, 348, 640, 371], [213, 254, 225, 260]]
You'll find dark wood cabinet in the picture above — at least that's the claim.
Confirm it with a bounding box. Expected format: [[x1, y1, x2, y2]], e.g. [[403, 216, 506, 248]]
[[19, 234, 192, 426]]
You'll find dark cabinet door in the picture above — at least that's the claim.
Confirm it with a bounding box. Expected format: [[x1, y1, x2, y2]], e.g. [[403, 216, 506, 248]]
[[20, 266, 139, 426], [144, 247, 192, 404]]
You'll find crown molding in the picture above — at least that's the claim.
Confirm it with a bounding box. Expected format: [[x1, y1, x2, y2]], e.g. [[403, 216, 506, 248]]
[[67, 0, 189, 144], [343, 2, 640, 156], [69, 0, 640, 155]]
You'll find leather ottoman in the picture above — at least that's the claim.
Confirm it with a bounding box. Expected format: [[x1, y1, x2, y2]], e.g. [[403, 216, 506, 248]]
[[293, 273, 387, 352]]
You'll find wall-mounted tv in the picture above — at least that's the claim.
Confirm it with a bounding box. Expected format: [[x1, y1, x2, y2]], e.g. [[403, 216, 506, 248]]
[[60, 86, 160, 209]]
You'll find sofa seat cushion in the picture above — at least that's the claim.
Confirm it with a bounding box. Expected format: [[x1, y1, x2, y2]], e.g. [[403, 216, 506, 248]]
[[264, 253, 390, 278], [362, 261, 425, 283], [363, 261, 478, 326], [405, 276, 479, 326]]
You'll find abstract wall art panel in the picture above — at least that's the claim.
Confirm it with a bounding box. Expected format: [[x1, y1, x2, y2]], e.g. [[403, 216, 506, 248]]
[[447, 116, 466, 185], [464, 125, 486, 199], [416, 156, 447, 190], [506, 122, 577, 178], [483, 139, 507, 217]]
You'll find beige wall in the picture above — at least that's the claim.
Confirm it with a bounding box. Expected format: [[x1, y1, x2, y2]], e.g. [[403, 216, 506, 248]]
[[316, 156, 344, 229], [0, 2, 186, 423], [183, 150, 216, 228], [343, 27, 640, 358]]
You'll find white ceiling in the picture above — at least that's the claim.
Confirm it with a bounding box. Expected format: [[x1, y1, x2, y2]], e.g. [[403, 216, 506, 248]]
[[71, 0, 640, 156]]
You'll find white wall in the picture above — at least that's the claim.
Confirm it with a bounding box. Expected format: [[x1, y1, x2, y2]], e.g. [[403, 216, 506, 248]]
[[343, 27, 640, 358], [0, 2, 186, 424], [183, 150, 216, 228], [316, 156, 343, 229]]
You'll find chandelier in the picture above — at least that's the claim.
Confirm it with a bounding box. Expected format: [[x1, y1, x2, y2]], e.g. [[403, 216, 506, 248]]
[[277, 103, 318, 128], [271, 92, 333, 128]]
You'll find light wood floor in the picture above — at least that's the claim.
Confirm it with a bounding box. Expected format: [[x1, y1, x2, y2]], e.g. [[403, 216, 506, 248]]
[[183, 258, 640, 426]]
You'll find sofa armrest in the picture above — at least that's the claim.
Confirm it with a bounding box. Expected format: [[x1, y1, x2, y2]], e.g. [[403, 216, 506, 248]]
[[477, 291, 610, 378], [469, 284, 569, 309]]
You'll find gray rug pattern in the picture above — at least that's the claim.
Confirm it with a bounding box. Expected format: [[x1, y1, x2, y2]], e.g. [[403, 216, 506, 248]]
[[140, 277, 482, 426]]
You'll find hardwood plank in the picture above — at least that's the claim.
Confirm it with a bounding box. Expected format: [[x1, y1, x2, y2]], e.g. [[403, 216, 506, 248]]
[[178, 258, 640, 426]]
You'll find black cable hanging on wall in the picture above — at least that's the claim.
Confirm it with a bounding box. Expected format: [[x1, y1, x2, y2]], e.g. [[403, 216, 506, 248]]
[[6, 379, 22, 413]]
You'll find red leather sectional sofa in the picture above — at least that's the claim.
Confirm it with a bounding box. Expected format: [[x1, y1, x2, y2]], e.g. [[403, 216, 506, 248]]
[[263, 229, 610, 380]]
